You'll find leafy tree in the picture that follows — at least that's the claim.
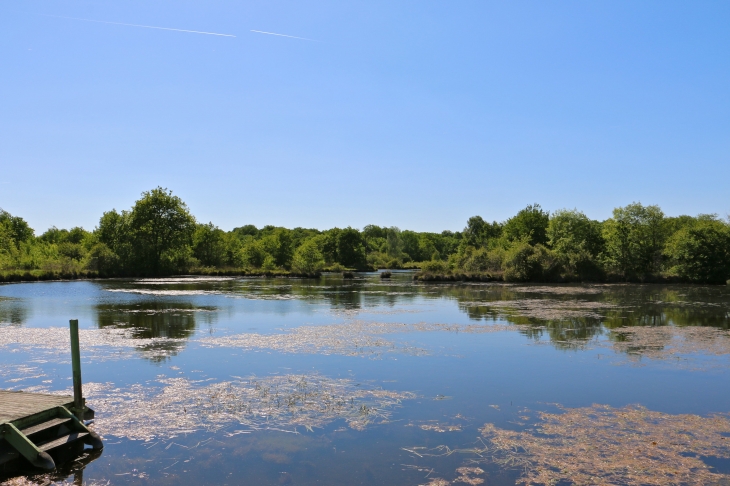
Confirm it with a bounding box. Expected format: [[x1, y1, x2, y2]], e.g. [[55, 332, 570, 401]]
[[0, 209, 34, 249], [260, 228, 294, 268], [128, 187, 196, 275], [602, 203, 665, 278], [503, 204, 549, 246], [193, 223, 227, 267], [664, 220, 730, 283], [337, 227, 368, 269], [241, 239, 268, 268], [232, 225, 259, 239], [291, 238, 325, 274], [463, 216, 502, 248]]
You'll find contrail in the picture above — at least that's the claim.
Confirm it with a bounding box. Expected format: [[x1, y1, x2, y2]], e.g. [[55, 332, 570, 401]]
[[250, 30, 316, 41], [44, 15, 236, 37]]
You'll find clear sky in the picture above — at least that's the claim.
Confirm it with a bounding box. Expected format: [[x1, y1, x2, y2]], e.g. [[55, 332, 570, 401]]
[[1, 1, 728, 233]]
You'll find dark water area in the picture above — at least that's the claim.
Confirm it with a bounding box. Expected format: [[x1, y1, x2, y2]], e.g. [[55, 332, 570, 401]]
[[1, 273, 730, 485]]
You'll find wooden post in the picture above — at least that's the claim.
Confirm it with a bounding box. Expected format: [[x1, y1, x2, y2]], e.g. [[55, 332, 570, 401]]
[[69, 319, 84, 420]]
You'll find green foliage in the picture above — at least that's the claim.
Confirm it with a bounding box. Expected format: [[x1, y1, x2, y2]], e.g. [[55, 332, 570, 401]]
[[291, 238, 325, 274], [420, 260, 449, 273], [602, 203, 666, 279], [503, 204, 549, 246], [3, 191, 729, 285], [337, 227, 368, 269], [664, 220, 730, 283], [193, 223, 227, 267], [547, 209, 604, 280], [463, 216, 502, 248], [0, 209, 34, 249], [241, 239, 268, 268], [128, 187, 196, 275], [503, 242, 559, 282]]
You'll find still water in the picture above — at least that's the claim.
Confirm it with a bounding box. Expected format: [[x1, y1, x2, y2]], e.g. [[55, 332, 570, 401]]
[[1, 273, 730, 485]]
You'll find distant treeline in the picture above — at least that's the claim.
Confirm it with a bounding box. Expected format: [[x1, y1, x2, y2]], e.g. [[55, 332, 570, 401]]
[[1, 187, 729, 283]]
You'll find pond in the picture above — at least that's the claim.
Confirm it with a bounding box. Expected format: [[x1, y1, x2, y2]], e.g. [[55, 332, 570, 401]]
[[1, 273, 730, 485]]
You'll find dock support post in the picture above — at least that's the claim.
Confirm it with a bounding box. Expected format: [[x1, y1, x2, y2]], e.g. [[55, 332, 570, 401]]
[[69, 319, 84, 421]]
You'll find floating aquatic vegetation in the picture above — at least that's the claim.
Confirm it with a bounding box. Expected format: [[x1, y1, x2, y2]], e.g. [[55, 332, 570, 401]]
[[611, 325, 730, 358], [461, 299, 618, 320], [408, 421, 463, 433], [605, 325, 730, 369], [199, 320, 521, 358], [134, 277, 236, 284], [508, 285, 607, 295], [83, 374, 416, 441], [0, 364, 46, 388], [104, 288, 223, 296], [454, 467, 485, 485], [416, 467, 485, 485], [479, 404, 730, 485], [0, 326, 186, 362]]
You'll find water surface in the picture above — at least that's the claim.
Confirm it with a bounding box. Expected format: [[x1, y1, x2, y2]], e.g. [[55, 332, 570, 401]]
[[1, 274, 730, 484]]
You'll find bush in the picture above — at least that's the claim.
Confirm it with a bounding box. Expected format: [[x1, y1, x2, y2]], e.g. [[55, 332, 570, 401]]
[[503, 242, 560, 282], [420, 260, 449, 274]]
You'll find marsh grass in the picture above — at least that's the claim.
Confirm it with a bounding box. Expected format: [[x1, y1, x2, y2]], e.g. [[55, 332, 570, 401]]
[[83, 374, 416, 440]]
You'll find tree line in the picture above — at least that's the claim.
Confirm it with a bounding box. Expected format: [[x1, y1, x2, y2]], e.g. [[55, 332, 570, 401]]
[[1, 188, 729, 283]]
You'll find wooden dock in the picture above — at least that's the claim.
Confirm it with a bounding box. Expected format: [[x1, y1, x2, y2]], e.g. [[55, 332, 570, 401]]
[[0, 390, 100, 471], [0, 320, 103, 472], [0, 391, 78, 424]]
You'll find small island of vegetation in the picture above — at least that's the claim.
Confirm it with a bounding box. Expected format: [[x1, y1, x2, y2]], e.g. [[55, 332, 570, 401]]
[[1, 187, 729, 284]]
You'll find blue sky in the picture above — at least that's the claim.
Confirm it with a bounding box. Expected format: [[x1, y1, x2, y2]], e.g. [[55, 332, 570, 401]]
[[1, 1, 728, 233]]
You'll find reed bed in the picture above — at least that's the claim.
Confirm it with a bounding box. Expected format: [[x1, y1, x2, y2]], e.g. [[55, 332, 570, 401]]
[[84, 373, 417, 441]]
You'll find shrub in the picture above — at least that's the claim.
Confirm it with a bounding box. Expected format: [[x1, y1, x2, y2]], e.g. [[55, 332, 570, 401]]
[[503, 242, 560, 282], [420, 260, 449, 274]]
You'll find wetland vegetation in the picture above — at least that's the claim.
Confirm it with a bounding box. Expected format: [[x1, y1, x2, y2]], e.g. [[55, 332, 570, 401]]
[[2, 188, 729, 284]]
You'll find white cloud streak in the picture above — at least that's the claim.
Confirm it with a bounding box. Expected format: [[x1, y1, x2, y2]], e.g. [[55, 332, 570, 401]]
[[45, 15, 236, 37], [250, 30, 317, 42]]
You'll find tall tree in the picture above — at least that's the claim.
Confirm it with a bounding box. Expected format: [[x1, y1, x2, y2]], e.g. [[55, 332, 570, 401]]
[[129, 188, 196, 275], [503, 204, 549, 246]]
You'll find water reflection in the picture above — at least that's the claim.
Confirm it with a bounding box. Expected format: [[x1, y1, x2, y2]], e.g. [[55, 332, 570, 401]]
[[93, 302, 217, 362], [0, 296, 29, 326]]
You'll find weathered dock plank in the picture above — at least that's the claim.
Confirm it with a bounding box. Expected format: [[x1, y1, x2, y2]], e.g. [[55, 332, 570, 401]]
[[0, 391, 74, 424]]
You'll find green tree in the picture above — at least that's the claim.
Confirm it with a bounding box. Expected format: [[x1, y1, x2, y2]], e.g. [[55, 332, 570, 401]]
[[193, 223, 227, 267], [241, 239, 268, 268], [128, 188, 196, 275], [664, 220, 730, 283], [463, 216, 502, 248], [503, 204, 549, 246], [602, 203, 665, 278], [291, 238, 325, 274], [547, 209, 604, 279], [337, 227, 368, 269], [0, 209, 34, 249]]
